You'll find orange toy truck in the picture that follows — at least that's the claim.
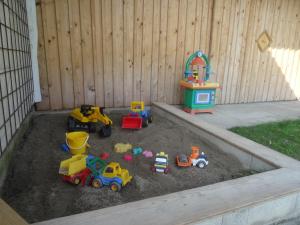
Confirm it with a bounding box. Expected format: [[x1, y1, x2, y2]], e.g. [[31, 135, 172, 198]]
[[176, 146, 208, 168]]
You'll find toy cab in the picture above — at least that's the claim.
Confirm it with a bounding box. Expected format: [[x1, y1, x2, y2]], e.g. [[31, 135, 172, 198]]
[[152, 152, 169, 174], [176, 154, 192, 167], [91, 162, 133, 192]]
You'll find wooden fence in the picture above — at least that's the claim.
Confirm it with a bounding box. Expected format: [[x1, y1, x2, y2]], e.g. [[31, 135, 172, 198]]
[[36, 0, 300, 110]]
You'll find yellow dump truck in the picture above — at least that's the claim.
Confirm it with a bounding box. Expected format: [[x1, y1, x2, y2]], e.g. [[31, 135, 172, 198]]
[[59, 155, 87, 176]]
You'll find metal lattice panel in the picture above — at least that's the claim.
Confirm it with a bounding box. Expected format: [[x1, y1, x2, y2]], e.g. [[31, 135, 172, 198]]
[[0, 0, 34, 157]]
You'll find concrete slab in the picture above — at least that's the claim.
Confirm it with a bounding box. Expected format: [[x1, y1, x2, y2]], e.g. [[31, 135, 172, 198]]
[[175, 101, 300, 129]]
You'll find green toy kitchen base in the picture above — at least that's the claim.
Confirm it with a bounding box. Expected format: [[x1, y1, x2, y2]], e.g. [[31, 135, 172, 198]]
[[180, 80, 220, 114]]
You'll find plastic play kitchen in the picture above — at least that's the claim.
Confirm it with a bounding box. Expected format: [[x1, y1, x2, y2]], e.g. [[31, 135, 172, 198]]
[[122, 101, 153, 129], [67, 105, 113, 137], [151, 152, 170, 174], [180, 51, 220, 114], [176, 146, 208, 168], [63, 131, 90, 155]]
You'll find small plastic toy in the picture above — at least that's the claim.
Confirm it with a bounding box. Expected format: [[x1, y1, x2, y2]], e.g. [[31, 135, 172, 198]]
[[176, 146, 208, 168], [123, 154, 133, 161], [59, 154, 88, 176], [122, 101, 153, 129], [67, 105, 113, 137], [99, 152, 110, 160], [114, 143, 132, 153], [151, 152, 170, 174], [132, 147, 143, 156], [90, 162, 133, 192], [65, 131, 90, 155], [60, 143, 70, 153], [142, 150, 153, 158]]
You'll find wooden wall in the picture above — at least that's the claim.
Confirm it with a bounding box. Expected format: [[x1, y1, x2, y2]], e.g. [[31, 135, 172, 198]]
[[36, 0, 300, 110]]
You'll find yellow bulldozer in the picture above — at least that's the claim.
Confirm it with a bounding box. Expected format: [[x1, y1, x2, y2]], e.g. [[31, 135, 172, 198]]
[[67, 105, 113, 137]]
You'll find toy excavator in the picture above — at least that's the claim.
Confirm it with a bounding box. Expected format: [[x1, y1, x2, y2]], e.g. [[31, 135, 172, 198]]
[[67, 105, 113, 137], [176, 146, 208, 168]]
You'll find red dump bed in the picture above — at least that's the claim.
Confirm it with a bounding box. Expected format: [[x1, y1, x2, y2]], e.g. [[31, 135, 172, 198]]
[[122, 115, 142, 129]]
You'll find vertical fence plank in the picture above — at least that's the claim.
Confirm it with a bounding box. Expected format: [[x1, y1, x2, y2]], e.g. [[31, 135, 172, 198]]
[[123, 0, 134, 106], [214, 0, 231, 104], [251, 0, 271, 102], [262, 0, 281, 101], [220, 0, 234, 104], [157, 0, 168, 102], [234, 0, 251, 103], [102, 0, 113, 107], [287, 0, 300, 100], [279, 0, 296, 100], [91, 0, 104, 106], [228, 0, 246, 104], [183, 0, 196, 66], [55, 0, 74, 109], [201, 0, 213, 54], [270, 0, 290, 101], [245, 0, 263, 102], [238, 0, 257, 103], [112, 0, 124, 107], [36, 2, 50, 110], [133, 0, 143, 102], [226, 0, 239, 103], [41, 0, 62, 110], [165, 0, 179, 104], [209, 0, 224, 85], [69, 0, 84, 107], [141, 0, 153, 105], [193, 0, 203, 53], [284, 0, 298, 100], [174, 0, 187, 104], [80, 0, 95, 105], [150, 0, 160, 103]]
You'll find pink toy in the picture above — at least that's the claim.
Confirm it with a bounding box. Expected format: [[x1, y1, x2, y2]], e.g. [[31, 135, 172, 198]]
[[123, 154, 133, 162], [142, 150, 153, 158], [99, 152, 110, 160]]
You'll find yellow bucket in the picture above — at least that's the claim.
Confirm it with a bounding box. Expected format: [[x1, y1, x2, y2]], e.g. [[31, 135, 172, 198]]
[[66, 131, 89, 155]]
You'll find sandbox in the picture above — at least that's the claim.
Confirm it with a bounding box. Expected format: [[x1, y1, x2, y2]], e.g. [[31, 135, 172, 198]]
[[1, 103, 300, 225]]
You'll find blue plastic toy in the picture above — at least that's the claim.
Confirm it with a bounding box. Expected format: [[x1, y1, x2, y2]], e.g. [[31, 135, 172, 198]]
[[133, 147, 143, 156], [61, 143, 70, 153]]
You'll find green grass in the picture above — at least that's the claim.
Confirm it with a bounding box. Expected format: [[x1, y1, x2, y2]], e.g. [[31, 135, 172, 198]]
[[230, 119, 300, 160]]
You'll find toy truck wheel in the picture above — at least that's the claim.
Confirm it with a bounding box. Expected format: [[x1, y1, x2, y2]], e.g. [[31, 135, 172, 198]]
[[99, 125, 112, 137], [142, 119, 149, 128], [197, 161, 206, 168], [67, 117, 76, 131], [110, 182, 121, 192], [88, 123, 97, 133], [164, 167, 170, 174], [85, 174, 93, 186], [74, 177, 81, 185], [92, 179, 103, 188], [148, 115, 153, 123]]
